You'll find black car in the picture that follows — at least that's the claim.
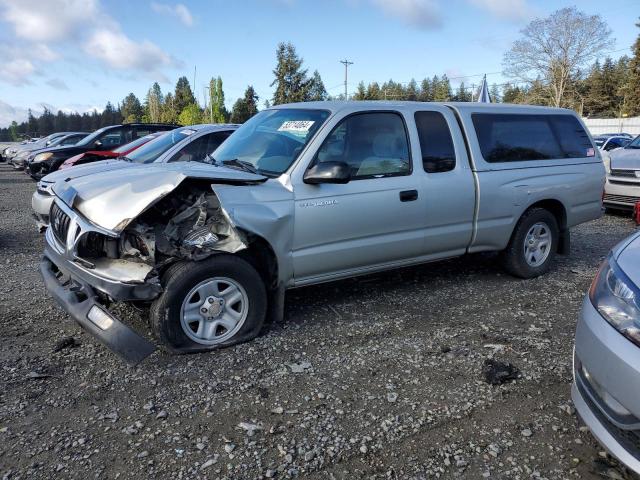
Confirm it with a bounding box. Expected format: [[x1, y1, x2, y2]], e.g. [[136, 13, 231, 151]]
[[26, 123, 177, 179]]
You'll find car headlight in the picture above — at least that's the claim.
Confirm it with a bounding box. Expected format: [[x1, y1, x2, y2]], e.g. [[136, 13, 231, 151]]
[[602, 153, 611, 173], [589, 254, 640, 346], [32, 152, 54, 163]]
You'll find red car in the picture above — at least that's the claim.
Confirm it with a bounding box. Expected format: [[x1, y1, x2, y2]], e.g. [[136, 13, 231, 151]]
[[59, 132, 165, 170]]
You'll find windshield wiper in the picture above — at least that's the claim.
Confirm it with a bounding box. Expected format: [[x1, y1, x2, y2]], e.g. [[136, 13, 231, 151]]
[[219, 158, 259, 174]]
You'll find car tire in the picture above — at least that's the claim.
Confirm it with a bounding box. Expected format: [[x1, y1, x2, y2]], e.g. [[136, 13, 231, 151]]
[[150, 255, 267, 353], [501, 208, 559, 279]]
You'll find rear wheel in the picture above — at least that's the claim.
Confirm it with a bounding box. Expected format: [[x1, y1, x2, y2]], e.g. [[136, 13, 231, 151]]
[[150, 255, 267, 352], [502, 208, 559, 279]]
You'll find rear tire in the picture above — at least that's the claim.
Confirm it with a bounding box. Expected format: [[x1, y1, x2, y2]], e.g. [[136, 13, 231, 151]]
[[502, 208, 559, 279], [150, 255, 267, 353]]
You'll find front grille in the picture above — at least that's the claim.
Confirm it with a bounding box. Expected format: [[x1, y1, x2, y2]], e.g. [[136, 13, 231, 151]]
[[604, 193, 640, 205], [610, 169, 638, 178], [50, 203, 71, 245]]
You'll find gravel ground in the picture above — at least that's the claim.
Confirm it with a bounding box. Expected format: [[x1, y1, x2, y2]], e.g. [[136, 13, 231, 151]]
[[1, 162, 639, 480]]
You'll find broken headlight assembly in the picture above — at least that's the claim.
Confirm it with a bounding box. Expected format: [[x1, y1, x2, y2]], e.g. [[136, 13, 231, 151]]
[[589, 254, 640, 346]]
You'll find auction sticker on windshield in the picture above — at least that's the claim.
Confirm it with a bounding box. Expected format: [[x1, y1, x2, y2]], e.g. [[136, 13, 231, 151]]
[[278, 121, 315, 133]]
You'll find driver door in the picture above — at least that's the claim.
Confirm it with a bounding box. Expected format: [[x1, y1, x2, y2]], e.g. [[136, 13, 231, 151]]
[[291, 111, 427, 284]]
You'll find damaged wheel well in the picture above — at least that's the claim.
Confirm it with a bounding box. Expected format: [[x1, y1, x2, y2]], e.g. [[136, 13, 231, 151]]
[[235, 232, 279, 292]]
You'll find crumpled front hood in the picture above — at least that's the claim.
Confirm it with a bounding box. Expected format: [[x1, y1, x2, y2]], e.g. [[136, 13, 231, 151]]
[[610, 149, 640, 170], [53, 162, 266, 232], [42, 159, 130, 184]]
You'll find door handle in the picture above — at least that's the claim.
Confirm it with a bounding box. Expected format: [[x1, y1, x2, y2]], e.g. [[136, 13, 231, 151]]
[[399, 189, 418, 202]]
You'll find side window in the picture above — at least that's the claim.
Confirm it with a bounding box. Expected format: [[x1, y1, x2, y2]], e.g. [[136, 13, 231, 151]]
[[135, 128, 152, 139], [168, 136, 208, 163], [473, 114, 595, 163], [548, 115, 593, 158], [414, 111, 456, 173], [315, 112, 410, 179], [205, 132, 232, 156], [98, 127, 125, 148]]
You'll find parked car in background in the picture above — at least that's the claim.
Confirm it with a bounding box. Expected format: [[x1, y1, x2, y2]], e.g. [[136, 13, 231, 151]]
[[26, 123, 177, 179], [59, 132, 164, 170], [594, 135, 632, 152], [603, 135, 640, 210], [38, 101, 603, 364], [4, 132, 73, 163], [32, 124, 238, 230], [573, 231, 640, 475], [11, 132, 89, 170]]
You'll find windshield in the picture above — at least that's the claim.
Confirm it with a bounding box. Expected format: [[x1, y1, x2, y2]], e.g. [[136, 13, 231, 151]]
[[76, 126, 111, 147], [126, 129, 195, 164], [594, 138, 605, 147], [211, 108, 330, 175], [627, 136, 640, 149], [113, 134, 157, 154]]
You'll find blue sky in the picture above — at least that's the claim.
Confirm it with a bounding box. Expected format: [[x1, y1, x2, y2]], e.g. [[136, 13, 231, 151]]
[[0, 0, 637, 127]]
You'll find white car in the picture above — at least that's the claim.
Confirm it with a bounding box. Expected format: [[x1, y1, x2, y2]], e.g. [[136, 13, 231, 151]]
[[603, 136, 640, 210]]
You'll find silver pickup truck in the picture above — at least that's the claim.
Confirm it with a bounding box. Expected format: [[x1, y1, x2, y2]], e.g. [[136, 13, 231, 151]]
[[40, 101, 604, 364]]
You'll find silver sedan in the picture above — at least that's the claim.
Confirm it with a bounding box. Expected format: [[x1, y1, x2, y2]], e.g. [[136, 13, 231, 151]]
[[573, 231, 640, 473]]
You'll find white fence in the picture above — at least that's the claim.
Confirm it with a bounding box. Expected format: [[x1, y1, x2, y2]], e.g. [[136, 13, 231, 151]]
[[582, 116, 640, 136]]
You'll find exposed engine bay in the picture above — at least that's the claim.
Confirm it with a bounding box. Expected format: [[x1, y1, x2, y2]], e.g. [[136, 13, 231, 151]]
[[75, 182, 247, 285]]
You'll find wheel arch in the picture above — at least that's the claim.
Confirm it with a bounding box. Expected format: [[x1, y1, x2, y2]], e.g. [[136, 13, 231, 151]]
[[517, 198, 569, 254]]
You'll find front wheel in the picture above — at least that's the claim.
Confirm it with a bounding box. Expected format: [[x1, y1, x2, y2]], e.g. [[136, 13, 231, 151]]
[[502, 208, 559, 279], [150, 255, 267, 352]]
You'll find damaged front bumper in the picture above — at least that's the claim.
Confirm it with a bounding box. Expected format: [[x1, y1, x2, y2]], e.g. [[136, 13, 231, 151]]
[[41, 236, 160, 365]]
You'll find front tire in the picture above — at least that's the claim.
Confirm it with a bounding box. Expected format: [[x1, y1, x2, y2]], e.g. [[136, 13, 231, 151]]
[[150, 255, 267, 353], [502, 208, 559, 279]]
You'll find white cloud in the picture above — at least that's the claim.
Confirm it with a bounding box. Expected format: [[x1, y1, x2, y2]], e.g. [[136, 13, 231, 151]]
[[151, 2, 194, 26], [467, 0, 532, 21], [0, 99, 30, 126], [0, 0, 176, 85], [0, 0, 99, 42], [370, 0, 442, 29], [0, 58, 35, 86], [85, 28, 173, 74]]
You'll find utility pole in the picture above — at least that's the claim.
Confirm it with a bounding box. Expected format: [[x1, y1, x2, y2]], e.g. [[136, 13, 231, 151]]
[[340, 59, 354, 100]]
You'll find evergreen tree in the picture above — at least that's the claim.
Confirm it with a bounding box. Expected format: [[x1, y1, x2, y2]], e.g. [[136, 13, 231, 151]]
[[419, 78, 432, 101], [502, 83, 524, 103], [307, 70, 327, 101], [146, 82, 163, 123], [353, 81, 367, 100], [490, 83, 501, 103], [121, 93, 143, 123], [406, 79, 418, 101], [624, 18, 640, 116], [161, 93, 178, 123], [271, 42, 310, 104], [27, 109, 37, 136], [174, 76, 196, 114], [230, 85, 259, 123], [453, 82, 471, 102], [366, 82, 382, 100], [208, 76, 227, 123], [433, 75, 452, 101]]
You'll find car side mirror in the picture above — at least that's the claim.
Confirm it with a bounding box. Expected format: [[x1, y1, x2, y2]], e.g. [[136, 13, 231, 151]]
[[304, 161, 351, 184], [93, 140, 104, 149]]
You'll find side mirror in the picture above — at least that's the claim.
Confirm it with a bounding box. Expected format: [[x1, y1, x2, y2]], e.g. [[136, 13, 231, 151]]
[[93, 140, 103, 149], [303, 161, 351, 184]]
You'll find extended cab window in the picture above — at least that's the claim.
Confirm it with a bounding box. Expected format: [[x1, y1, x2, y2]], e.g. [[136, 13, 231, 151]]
[[472, 113, 594, 163], [315, 112, 410, 179], [415, 111, 456, 173]]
